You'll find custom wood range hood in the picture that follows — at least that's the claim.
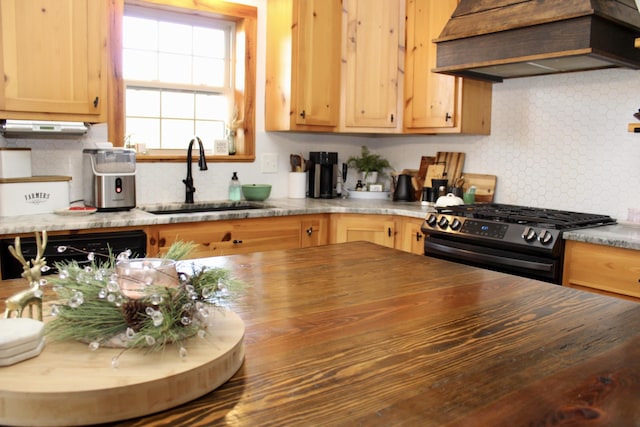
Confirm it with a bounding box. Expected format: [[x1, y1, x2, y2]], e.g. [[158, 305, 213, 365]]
[[433, 0, 640, 82]]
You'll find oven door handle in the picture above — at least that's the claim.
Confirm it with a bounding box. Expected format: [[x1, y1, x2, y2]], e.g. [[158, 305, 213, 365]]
[[424, 240, 554, 272]]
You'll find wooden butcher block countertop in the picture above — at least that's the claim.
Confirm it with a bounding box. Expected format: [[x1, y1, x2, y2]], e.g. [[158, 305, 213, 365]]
[[3, 241, 640, 426]]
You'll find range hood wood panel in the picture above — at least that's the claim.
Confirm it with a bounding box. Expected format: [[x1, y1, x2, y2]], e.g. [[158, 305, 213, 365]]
[[439, 1, 595, 40], [434, 0, 640, 82]]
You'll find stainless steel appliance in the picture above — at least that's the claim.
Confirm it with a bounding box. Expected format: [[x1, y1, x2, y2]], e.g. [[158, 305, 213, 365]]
[[83, 149, 136, 211], [308, 152, 338, 199], [0, 230, 147, 280], [421, 203, 616, 284]]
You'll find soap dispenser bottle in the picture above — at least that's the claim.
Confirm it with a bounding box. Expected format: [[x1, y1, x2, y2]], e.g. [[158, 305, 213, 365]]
[[229, 172, 242, 201]]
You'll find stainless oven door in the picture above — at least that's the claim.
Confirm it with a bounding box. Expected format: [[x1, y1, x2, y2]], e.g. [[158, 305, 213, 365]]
[[424, 235, 561, 284]]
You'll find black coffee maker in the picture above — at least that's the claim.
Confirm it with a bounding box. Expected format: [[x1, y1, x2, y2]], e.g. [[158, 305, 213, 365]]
[[308, 152, 338, 198]]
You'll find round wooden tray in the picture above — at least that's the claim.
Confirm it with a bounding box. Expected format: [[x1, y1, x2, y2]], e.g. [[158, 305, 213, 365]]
[[0, 309, 245, 426]]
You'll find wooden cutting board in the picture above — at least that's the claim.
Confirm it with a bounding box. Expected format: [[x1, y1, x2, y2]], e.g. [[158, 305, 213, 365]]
[[0, 309, 245, 426], [417, 156, 435, 180], [435, 152, 465, 182], [412, 157, 433, 200], [462, 173, 497, 203], [425, 164, 445, 184]]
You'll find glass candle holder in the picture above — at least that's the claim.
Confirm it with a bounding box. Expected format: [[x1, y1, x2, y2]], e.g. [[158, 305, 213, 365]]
[[116, 258, 179, 299]]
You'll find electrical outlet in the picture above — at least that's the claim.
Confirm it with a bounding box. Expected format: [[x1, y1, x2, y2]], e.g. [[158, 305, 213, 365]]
[[261, 153, 278, 173]]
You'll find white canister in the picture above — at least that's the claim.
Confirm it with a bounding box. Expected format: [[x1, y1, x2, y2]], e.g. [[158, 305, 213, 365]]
[[0, 176, 70, 216], [288, 172, 306, 199], [0, 148, 32, 178]]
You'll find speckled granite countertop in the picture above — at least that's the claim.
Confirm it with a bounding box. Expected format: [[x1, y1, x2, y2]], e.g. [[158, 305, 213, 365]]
[[563, 223, 640, 251], [2, 198, 639, 251], [0, 198, 435, 235]]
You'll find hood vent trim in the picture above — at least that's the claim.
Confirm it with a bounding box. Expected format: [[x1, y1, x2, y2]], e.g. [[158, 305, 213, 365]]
[[434, 0, 640, 82], [0, 120, 90, 138]]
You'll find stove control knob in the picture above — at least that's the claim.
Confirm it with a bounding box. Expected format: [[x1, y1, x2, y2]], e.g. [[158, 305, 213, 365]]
[[538, 230, 553, 245], [426, 214, 438, 227], [450, 218, 462, 230], [522, 226, 537, 242], [438, 216, 449, 229]]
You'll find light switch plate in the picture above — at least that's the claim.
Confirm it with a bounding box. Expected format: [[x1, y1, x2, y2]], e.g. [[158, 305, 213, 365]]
[[261, 153, 278, 173]]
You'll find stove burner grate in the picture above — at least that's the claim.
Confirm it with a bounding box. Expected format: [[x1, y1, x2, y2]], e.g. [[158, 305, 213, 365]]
[[438, 203, 616, 230]]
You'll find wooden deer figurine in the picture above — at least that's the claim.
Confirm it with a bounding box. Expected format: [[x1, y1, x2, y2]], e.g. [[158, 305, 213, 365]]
[[3, 231, 48, 321]]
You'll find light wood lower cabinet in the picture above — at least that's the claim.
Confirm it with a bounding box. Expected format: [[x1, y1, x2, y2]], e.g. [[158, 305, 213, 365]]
[[329, 213, 425, 254], [330, 214, 396, 248], [301, 215, 329, 248], [398, 217, 426, 255], [563, 240, 640, 300], [148, 215, 328, 258]]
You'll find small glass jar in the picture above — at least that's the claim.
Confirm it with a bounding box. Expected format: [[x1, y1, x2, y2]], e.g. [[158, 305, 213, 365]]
[[116, 258, 179, 299], [227, 132, 237, 155]]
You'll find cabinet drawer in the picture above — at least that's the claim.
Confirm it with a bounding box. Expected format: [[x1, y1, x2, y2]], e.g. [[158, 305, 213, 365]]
[[563, 240, 640, 299]]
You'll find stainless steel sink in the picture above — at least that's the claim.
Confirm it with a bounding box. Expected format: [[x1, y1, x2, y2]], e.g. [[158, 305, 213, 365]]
[[140, 201, 269, 215]]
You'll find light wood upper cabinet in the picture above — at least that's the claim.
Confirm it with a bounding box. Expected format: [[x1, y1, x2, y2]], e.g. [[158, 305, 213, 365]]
[[340, 0, 404, 132], [265, 0, 342, 131], [0, 0, 107, 121], [266, 0, 491, 135], [404, 0, 491, 134]]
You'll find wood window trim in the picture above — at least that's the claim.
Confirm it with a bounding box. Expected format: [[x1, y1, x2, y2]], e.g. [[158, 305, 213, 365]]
[[107, 0, 256, 163]]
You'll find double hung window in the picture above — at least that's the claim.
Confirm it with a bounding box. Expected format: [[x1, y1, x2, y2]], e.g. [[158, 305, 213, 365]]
[[123, 5, 234, 151]]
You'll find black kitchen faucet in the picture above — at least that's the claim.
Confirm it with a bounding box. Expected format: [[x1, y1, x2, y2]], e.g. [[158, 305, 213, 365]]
[[183, 136, 208, 203]]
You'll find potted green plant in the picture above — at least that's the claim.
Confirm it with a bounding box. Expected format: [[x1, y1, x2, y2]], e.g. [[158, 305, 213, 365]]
[[346, 146, 393, 184]]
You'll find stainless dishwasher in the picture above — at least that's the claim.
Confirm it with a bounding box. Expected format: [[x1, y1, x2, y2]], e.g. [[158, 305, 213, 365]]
[[0, 230, 147, 280]]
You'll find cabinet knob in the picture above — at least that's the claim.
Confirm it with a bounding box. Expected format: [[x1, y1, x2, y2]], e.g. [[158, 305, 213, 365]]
[[306, 227, 313, 236], [445, 112, 452, 121], [93, 96, 99, 108], [159, 238, 166, 247], [300, 110, 306, 119], [232, 239, 243, 244], [415, 232, 423, 242]]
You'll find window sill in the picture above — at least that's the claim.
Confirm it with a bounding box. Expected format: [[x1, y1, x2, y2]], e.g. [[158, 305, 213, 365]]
[[135, 153, 255, 163]]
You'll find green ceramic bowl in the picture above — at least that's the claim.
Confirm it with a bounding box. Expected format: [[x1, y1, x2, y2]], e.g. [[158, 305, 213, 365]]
[[241, 184, 272, 201]]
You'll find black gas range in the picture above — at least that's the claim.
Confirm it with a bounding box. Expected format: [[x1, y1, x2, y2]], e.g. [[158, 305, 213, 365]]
[[420, 203, 616, 284]]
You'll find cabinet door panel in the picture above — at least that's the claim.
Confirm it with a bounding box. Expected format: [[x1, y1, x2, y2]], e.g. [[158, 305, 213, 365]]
[[404, 0, 457, 129], [403, 0, 492, 134], [343, 0, 401, 129], [331, 214, 396, 248], [301, 215, 329, 248], [294, 0, 341, 127], [0, 0, 106, 118], [399, 217, 426, 255]]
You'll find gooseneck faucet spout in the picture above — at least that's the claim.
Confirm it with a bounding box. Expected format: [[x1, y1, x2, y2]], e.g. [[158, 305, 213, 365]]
[[182, 136, 208, 203]]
